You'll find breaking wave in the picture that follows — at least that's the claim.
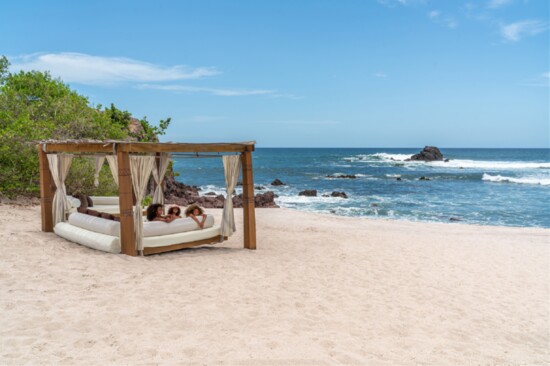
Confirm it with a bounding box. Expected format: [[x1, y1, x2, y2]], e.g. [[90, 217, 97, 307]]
[[482, 174, 550, 186]]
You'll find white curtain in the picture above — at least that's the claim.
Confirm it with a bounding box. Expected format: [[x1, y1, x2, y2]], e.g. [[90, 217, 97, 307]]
[[130, 155, 155, 253], [106, 155, 118, 188], [151, 153, 171, 205], [220, 155, 241, 240], [93, 156, 106, 187], [47, 154, 73, 225]]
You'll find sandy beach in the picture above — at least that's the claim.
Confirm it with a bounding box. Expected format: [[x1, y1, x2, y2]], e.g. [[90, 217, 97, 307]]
[[0, 205, 548, 365]]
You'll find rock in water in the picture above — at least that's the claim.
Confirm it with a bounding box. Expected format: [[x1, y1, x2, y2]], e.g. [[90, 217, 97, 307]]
[[271, 179, 285, 186], [331, 191, 348, 199], [407, 146, 444, 161], [299, 190, 317, 197]]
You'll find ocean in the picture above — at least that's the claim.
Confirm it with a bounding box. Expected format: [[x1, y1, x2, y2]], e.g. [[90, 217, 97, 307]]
[[172, 148, 550, 228]]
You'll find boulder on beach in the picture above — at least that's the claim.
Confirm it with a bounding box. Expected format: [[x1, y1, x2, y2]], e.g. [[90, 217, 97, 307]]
[[271, 179, 285, 186], [407, 146, 444, 162], [299, 190, 317, 197]]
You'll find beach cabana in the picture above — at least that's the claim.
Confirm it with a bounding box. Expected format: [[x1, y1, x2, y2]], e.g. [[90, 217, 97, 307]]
[[38, 141, 257, 256]]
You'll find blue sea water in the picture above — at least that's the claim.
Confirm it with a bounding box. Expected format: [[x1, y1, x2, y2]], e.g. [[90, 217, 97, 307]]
[[172, 148, 550, 228]]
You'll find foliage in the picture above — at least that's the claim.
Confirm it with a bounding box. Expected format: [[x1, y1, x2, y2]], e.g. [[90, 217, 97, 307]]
[[0, 55, 171, 198], [65, 159, 119, 197], [141, 194, 153, 208]]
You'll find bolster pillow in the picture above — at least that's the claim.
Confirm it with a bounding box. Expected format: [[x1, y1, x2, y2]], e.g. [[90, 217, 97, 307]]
[[68, 212, 120, 237], [90, 196, 120, 206]]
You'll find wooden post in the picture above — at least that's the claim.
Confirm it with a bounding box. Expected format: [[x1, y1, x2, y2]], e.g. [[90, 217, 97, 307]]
[[117, 150, 136, 256], [241, 150, 256, 249], [38, 144, 55, 232]]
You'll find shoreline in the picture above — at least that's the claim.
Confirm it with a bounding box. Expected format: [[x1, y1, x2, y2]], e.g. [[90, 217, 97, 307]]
[[2, 199, 549, 231]]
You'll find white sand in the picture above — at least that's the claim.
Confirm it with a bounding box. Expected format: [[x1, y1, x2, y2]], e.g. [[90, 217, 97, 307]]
[[0, 205, 548, 365]]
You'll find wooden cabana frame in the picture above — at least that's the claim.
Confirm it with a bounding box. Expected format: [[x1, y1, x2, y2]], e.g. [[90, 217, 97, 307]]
[[38, 141, 257, 256]]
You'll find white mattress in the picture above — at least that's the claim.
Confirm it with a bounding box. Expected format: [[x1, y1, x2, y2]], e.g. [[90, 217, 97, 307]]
[[143, 215, 214, 237], [143, 225, 221, 248], [54, 222, 121, 254]]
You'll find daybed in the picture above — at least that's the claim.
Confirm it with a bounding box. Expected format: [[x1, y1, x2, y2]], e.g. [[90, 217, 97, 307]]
[[54, 211, 222, 255]]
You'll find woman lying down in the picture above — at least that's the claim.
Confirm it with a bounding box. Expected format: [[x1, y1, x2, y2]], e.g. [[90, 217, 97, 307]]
[[146, 203, 208, 229]]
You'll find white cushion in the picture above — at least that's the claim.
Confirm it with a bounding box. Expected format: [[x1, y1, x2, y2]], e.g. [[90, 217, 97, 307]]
[[68, 212, 120, 237], [67, 196, 81, 208], [90, 196, 119, 205], [143, 225, 221, 248], [143, 215, 214, 237], [54, 222, 121, 254]]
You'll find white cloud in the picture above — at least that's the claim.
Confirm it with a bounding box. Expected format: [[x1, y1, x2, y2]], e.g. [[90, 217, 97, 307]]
[[500, 20, 548, 42], [138, 84, 274, 97], [377, 0, 426, 7], [10, 52, 219, 85], [487, 0, 513, 9], [427, 10, 458, 29], [428, 10, 440, 19]]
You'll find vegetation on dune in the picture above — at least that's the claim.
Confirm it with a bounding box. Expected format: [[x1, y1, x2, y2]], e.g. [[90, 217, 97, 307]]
[[0, 55, 170, 198]]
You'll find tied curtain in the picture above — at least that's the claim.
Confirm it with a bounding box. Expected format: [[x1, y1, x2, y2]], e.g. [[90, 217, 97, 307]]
[[93, 156, 106, 187], [130, 155, 155, 253], [106, 155, 118, 187], [151, 153, 171, 205], [47, 154, 73, 225], [220, 155, 241, 240]]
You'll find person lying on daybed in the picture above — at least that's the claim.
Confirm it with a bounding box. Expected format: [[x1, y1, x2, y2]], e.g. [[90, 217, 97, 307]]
[[167, 205, 182, 220], [185, 203, 208, 229], [146, 203, 175, 223]]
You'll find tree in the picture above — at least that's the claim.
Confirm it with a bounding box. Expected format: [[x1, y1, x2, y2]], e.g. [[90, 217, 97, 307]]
[[0, 55, 171, 198]]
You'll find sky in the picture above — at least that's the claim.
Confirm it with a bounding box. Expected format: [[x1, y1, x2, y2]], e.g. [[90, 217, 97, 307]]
[[1, 0, 548, 148]]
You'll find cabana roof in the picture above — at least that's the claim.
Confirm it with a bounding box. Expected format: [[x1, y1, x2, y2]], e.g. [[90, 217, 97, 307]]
[[40, 140, 256, 153]]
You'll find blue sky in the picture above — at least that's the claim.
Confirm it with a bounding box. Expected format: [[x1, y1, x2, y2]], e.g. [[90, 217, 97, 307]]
[[2, 0, 548, 147]]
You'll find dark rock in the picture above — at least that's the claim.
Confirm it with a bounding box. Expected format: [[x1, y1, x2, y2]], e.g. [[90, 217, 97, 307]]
[[236, 181, 243, 186], [204, 191, 217, 196], [444, 159, 450, 162], [396, 177, 402, 181], [331, 191, 348, 199], [299, 190, 317, 197], [449, 217, 461, 222], [407, 146, 444, 162], [255, 186, 265, 190], [326, 174, 356, 179], [322, 194, 329, 197], [419, 176, 431, 181], [232, 191, 279, 208], [371, 203, 379, 207], [271, 179, 285, 186]]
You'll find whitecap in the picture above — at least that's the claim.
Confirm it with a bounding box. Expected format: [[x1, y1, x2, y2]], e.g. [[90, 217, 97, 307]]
[[482, 173, 550, 186]]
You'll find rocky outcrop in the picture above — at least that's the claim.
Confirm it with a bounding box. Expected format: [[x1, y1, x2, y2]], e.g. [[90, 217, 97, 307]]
[[232, 191, 279, 208], [323, 191, 348, 199], [419, 176, 431, 181], [407, 146, 444, 162], [162, 174, 278, 208], [299, 190, 317, 197], [271, 179, 285, 186]]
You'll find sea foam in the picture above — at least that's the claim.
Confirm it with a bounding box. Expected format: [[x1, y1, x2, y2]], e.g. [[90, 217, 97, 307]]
[[482, 174, 550, 186]]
